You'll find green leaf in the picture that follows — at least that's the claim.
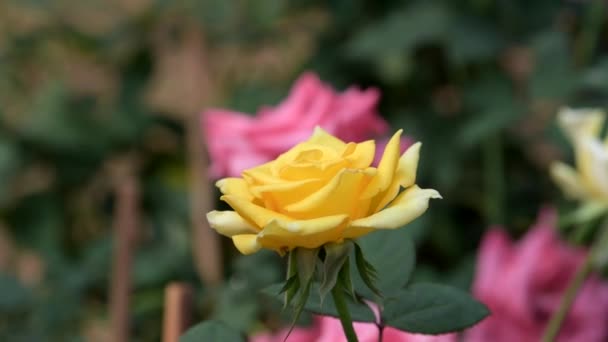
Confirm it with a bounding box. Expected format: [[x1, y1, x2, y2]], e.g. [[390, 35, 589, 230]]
[[262, 284, 376, 323], [211, 288, 258, 333], [581, 57, 608, 90], [180, 320, 245, 342], [0, 138, 22, 205], [0, 275, 31, 310], [446, 16, 502, 65], [352, 229, 416, 300], [459, 77, 523, 148], [347, 3, 450, 60], [529, 30, 577, 100], [382, 283, 489, 334], [320, 241, 353, 303]]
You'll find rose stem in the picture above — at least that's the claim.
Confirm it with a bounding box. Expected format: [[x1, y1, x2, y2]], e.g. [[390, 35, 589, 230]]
[[109, 158, 140, 342], [162, 282, 193, 342], [331, 286, 359, 342], [541, 219, 608, 342]]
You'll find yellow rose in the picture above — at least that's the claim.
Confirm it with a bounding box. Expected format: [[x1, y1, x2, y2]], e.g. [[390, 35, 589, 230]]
[[550, 108, 608, 205], [206, 127, 441, 255]]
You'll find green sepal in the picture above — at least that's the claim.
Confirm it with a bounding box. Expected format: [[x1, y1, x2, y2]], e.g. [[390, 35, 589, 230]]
[[559, 201, 608, 230], [279, 274, 300, 309], [338, 257, 355, 300], [284, 273, 313, 342], [319, 241, 353, 304], [283, 250, 299, 308], [296, 248, 318, 286], [281, 247, 319, 342], [354, 242, 382, 298]]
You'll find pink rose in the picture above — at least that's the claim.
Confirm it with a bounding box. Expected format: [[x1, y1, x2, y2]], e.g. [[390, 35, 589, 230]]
[[202, 72, 389, 178], [251, 309, 456, 342], [467, 207, 608, 342]]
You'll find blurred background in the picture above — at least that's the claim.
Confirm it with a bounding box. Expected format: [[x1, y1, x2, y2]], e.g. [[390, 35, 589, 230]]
[[0, 0, 606, 340]]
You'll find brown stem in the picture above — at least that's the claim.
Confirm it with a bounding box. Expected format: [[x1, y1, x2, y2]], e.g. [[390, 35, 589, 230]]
[[108, 159, 140, 342], [162, 282, 194, 342], [187, 111, 223, 287]]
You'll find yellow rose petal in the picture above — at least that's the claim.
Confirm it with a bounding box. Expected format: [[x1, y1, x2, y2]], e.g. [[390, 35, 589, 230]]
[[365, 142, 421, 214], [344, 140, 375, 168], [274, 141, 347, 181], [216, 178, 254, 201], [577, 138, 608, 198], [243, 162, 279, 185], [249, 178, 321, 196], [221, 195, 292, 229], [278, 158, 347, 181], [285, 168, 375, 218], [232, 234, 262, 255], [558, 107, 605, 142], [360, 130, 403, 199], [207, 126, 439, 255], [351, 185, 441, 229], [368, 177, 401, 214], [396, 142, 421, 188], [307, 126, 347, 150], [258, 215, 349, 250], [550, 161, 588, 200], [250, 178, 324, 208], [206, 210, 258, 237]]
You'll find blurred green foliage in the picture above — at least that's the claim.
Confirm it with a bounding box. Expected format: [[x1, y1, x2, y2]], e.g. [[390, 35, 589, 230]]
[[0, 0, 606, 340]]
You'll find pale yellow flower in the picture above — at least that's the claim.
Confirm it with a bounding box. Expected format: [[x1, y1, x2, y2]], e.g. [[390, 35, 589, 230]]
[[550, 108, 608, 205], [207, 127, 441, 255]]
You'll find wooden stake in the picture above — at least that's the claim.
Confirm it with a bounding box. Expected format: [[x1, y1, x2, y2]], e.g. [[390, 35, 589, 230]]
[[162, 282, 194, 342], [187, 110, 223, 287], [108, 158, 140, 342]]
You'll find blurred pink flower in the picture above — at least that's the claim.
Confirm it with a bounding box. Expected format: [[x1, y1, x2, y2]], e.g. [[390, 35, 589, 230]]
[[202, 72, 389, 178], [467, 207, 608, 342], [251, 314, 456, 342]]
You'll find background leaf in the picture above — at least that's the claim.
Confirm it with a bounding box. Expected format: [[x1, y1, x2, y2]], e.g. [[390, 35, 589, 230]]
[[180, 320, 245, 342], [382, 283, 489, 334], [352, 229, 416, 300]]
